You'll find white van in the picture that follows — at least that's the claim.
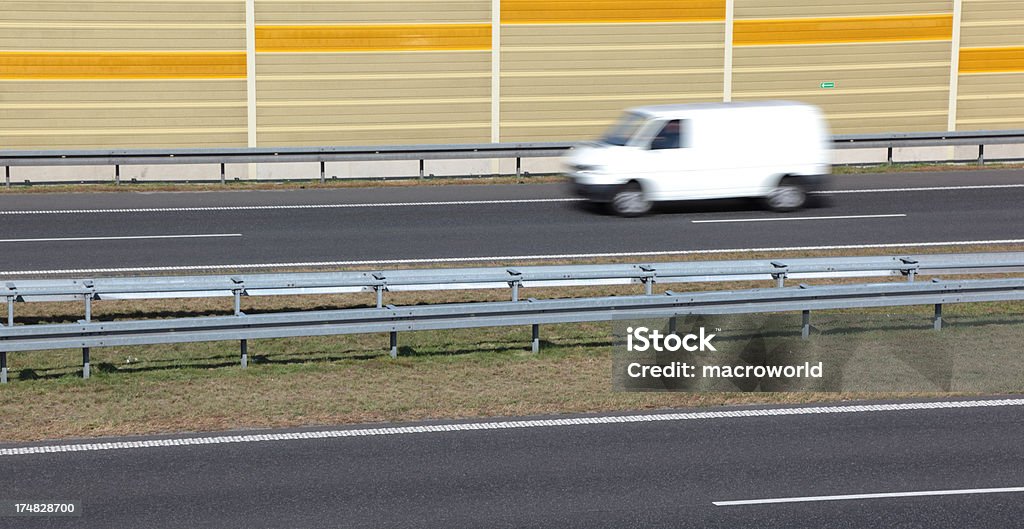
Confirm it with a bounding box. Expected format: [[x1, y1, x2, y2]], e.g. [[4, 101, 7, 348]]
[[565, 101, 831, 216]]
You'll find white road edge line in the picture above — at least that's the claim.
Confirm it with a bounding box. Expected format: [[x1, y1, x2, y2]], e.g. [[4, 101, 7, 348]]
[[0, 233, 242, 243], [0, 198, 586, 215], [714, 486, 1024, 506], [814, 183, 1024, 194], [692, 214, 906, 224], [2, 399, 1022, 457], [3, 239, 1024, 276]]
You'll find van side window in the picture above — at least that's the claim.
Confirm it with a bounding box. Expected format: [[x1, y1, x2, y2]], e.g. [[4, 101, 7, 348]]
[[649, 120, 683, 150]]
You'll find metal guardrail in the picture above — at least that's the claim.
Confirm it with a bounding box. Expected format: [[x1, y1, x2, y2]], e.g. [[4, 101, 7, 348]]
[[2, 276, 1023, 382], [2, 129, 1023, 185], [3, 252, 1024, 382], [5, 252, 1024, 318]]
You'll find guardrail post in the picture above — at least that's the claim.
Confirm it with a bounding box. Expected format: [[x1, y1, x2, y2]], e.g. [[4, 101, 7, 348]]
[[977, 144, 985, 165], [390, 331, 398, 358], [801, 310, 810, 340], [320, 161, 326, 183], [240, 339, 248, 368], [771, 261, 787, 287], [220, 163, 226, 184], [531, 324, 540, 353], [934, 304, 943, 330], [82, 348, 90, 379], [887, 146, 893, 164], [507, 269, 522, 301], [4, 166, 9, 188], [6, 293, 13, 326], [668, 316, 677, 335], [516, 157, 522, 178], [115, 164, 120, 186], [419, 159, 425, 179], [1, 351, 7, 384], [373, 273, 386, 307]]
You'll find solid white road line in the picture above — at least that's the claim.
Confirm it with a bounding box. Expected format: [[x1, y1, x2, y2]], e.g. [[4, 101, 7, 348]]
[[692, 214, 906, 224], [2, 238, 1023, 276], [814, 183, 1024, 195], [2, 398, 1021, 457], [0, 198, 586, 215], [714, 486, 1024, 506], [0, 233, 242, 243]]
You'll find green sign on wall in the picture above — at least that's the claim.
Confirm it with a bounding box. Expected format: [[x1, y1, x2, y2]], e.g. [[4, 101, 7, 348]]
[[820, 81, 836, 89]]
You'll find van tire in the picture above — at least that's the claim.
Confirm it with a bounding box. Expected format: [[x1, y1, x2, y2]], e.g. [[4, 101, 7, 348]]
[[610, 182, 652, 217], [765, 178, 807, 212]]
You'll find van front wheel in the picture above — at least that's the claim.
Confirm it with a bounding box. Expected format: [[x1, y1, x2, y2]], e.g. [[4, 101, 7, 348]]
[[610, 182, 652, 217], [765, 180, 807, 212]]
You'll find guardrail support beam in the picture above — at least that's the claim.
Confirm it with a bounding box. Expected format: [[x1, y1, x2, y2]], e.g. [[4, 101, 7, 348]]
[[801, 310, 811, 340], [390, 331, 398, 358], [115, 164, 120, 185], [6, 296, 12, 326], [887, 146, 894, 164], [240, 339, 248, 368], [978, 144, 985, 165], [1, 351, 7, 384], [4, 165, 9, 188], [320, 161, 326, 183], [82, 347, 90, 379], [531, 324, 540, 353], [934, 304, 943, 330]]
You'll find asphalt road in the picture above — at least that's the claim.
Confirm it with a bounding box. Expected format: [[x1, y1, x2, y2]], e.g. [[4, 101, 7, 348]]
[[2, 398, 1023, 528], [1, 169, 1023, 274]]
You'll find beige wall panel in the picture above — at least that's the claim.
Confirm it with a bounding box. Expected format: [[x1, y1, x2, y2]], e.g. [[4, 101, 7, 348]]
[[960, 27, 1024, 49], [502, 23, 723, 45], [1, 1, 242, 23], [0, 79, 246, 149], [0, 80, 245, 103], [958, 72, 1024, 94], [503, 49, 724, 72], [957, 73, 1024, 130], [734, 0, 951, 19], [829, 115, 948, 133], [501, 22, 724, 141], [257, 128, 490, 146], [960, 1, 1024, 47], [502, 73, 723, 95], [0, 29, 244, 51], [734, 42, 948, 134], [256, 51, 489, 145], [256, 1, 488, 25], [256, 51, 489, 74], [734, 41, 950, 66], [1, 132, 247, 149], [960, 0, 1024, 23]]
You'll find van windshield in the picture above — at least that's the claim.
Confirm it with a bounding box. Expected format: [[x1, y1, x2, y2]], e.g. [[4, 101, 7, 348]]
[[600, 112, 647, 146]]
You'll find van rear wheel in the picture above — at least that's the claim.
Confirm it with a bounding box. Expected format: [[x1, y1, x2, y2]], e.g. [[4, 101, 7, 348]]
[[610, 182, 651, 217], [765, 180, 807, 212]]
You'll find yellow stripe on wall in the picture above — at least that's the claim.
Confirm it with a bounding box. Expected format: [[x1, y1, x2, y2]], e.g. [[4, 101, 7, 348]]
[[501, 0, 726, 24], [734, 14, 953, 46], [0, 52, 246, 79], [256, 24, 491, 53], [960, 47, 1024, 74]]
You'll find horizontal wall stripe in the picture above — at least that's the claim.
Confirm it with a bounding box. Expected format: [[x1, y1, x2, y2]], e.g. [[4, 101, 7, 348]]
[[502, 68, 722, 78], [260, 123, 489, 133], [960, 47, 1024, 73], [257, 72, 489, 81], [0, 127, 247, 137], [733, 86, 949, 97], [503, 43, 724, 52], [255, 24, 491, 52], [734, 14, 953, 46], [259, 97, 491, 107], [0, 52, 245, 79], [959, 92, 1024, 101], [501, 0, 726, 24], [0, 101, 246, 110], [502, 92, 724, 103], [734, 61, 948, 73]]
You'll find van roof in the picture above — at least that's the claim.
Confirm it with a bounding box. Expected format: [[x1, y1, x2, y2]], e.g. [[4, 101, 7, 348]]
[[628, 100, 814, 117]]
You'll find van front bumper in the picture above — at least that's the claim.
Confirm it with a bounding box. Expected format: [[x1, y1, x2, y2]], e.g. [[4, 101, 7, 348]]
[[569, 180, 620, 202]]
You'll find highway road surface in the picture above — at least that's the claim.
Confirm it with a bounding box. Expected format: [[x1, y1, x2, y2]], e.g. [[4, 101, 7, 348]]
[[2, 398, 1023, 528], [1, 169, 1023, 275]]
